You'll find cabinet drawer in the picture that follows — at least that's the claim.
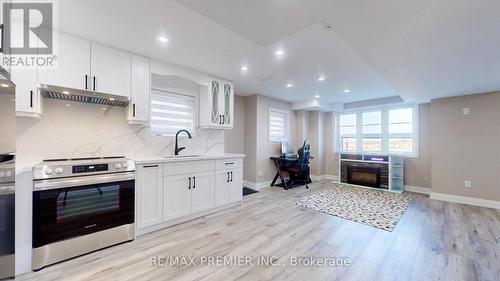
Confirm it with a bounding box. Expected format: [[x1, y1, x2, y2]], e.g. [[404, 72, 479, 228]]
[[164, 160, 214, 176], [215, 158, 242, 170]]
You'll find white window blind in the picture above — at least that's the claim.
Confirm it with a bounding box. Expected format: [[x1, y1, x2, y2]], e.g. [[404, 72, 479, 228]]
[[150, 90, 194, 136], [269, 109, 288, 142]]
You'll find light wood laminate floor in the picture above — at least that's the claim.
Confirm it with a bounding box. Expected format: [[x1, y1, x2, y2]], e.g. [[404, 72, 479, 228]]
[[17, 181, 500, 281]]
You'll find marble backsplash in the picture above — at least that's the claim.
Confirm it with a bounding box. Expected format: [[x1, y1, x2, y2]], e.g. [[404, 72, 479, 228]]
[[16, 99, 225, 169]]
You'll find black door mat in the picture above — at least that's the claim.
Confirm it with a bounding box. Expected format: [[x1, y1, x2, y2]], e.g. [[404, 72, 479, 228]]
[[243, 187, 258, 196]]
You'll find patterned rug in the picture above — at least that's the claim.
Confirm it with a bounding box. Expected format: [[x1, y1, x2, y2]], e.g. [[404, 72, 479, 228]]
[[296, 182, 411, 231]]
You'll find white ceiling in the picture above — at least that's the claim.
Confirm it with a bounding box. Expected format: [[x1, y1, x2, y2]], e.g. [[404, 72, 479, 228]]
[[56, 0, 500, 105]]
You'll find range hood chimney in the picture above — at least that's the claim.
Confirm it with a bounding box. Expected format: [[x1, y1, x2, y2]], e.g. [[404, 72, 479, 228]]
[[38, 84, 130, 107]]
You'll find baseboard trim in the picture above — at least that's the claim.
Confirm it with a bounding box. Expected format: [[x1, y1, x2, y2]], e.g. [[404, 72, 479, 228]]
[[243, 180, 272, 190], [405, 185, 431, 195], [430, 192, 500, 209]]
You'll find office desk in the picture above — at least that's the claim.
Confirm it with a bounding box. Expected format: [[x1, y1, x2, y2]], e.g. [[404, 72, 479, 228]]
[[270, 156, 312, 190]]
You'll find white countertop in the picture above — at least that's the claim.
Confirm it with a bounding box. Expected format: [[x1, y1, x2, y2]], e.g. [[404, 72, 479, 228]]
[[131, 153, 246, 165]]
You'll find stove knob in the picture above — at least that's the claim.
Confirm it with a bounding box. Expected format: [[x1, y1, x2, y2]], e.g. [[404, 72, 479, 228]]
[[44, 168, 53, 175], [115, 163, 123, 169], [55, 167, 64, 174], [0, 171, 5, 178], [6, 171, 12, 177], [122, 163, 128, 169]]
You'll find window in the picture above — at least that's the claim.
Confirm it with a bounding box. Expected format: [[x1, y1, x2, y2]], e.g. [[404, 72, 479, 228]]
[[337, 106, 418, 156], [339, 114, 357, 151], [150, 89, 194, 136], [362, 111, 382, 152], [269, 108, 289, 142], [388, 108, 413, 153]]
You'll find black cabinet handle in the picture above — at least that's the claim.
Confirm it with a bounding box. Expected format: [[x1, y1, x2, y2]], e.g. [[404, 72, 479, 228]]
[[143, 164, 158, 168], [93, 76, 96, 91], [227, 172, 230, 182], [30, 90, 33, 108], [222, 115, 225, 124], [188, 177, 191, 189], [85, 75, 88, 89], [133, 104, 136, 117], [230, 172, 233, 182], [193, 177, 196, 189], [0, 24, 4, 53]]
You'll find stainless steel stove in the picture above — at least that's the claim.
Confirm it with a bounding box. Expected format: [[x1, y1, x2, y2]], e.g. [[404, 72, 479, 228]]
[[32, 156, 136, 270]]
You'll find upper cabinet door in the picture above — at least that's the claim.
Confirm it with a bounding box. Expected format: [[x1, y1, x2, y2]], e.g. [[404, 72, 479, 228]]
[[210, 79, 221, 125], [90, 43, 131, 97], [222, 81, 234, 128], [38, 33, 91, 90], [199, 78, 234, 129], [128, 54, 150, 124]]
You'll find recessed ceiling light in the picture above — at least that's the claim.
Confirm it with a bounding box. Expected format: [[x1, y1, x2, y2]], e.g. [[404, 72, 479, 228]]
[[158, 35, 169, 43], [102, 108, 107, 111], [318, 76, 325, 81], [65, 104, 71, 107], [275, 49, 285, 57], [241, 65, 248, 71], [0, 83, 9, 87], [286, 83, 293, 88], [344, 89, 351, 93], [315, 94, 320, 98], [62, 91, 69, 95]]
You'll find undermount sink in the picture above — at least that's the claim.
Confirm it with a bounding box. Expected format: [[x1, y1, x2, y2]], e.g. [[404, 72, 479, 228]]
[[163, 155, 202, 159]]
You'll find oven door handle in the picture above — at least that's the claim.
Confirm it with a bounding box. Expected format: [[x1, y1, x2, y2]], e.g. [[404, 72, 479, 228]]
[[33, 172, 135, 191]]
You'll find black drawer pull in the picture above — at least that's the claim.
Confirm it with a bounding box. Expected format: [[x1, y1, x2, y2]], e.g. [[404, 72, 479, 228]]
[[225, 162, 234, 165], [143, 165, 158, 168]]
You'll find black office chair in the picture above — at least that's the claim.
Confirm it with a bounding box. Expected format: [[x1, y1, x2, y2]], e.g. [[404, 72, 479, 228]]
[[285, 140, 312, 189]]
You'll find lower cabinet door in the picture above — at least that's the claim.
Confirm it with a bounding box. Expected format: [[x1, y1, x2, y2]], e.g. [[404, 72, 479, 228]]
[[164, 174, 192, 221], [214, 170, 230, 207], [191, 171, 215, 213], [137, 164, 163, 229], [229, 168, 243, 203]]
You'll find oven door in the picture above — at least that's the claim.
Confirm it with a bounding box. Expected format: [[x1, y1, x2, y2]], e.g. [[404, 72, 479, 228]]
[[32, 172, 135, 248]]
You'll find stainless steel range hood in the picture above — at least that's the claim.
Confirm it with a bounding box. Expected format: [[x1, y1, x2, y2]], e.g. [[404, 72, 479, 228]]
[[38, 84, 130, 107]]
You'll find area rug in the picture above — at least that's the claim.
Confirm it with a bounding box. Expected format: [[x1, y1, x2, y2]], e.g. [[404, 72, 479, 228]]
[[295, 183, 411, 231]]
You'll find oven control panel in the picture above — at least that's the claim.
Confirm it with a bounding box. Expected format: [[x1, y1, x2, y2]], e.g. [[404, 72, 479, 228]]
[[72, 164, 109, 174]]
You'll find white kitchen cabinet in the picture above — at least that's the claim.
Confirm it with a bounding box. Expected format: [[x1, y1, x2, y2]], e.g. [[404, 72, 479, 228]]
[[199, 78, 234, 129], [137, 156, 244, 236], [136, 164, 163, 230], [164, 170, 214, 220], [38, 32, 91, 90], [12, 66, 42, 118], [190, 171, 215, 213], [228, 168, 243, 203], [214, 170, 230, 207], [90, 43, 131, 97], [214, 168, 243, 207], [128, 55, 150, 124], [163, 174, 192, 221], [214, 159, 243, 207]]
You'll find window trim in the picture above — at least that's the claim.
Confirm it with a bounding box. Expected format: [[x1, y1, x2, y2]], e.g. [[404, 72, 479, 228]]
[[268, 107, 290, 143], [336, 105, 419, 157]]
